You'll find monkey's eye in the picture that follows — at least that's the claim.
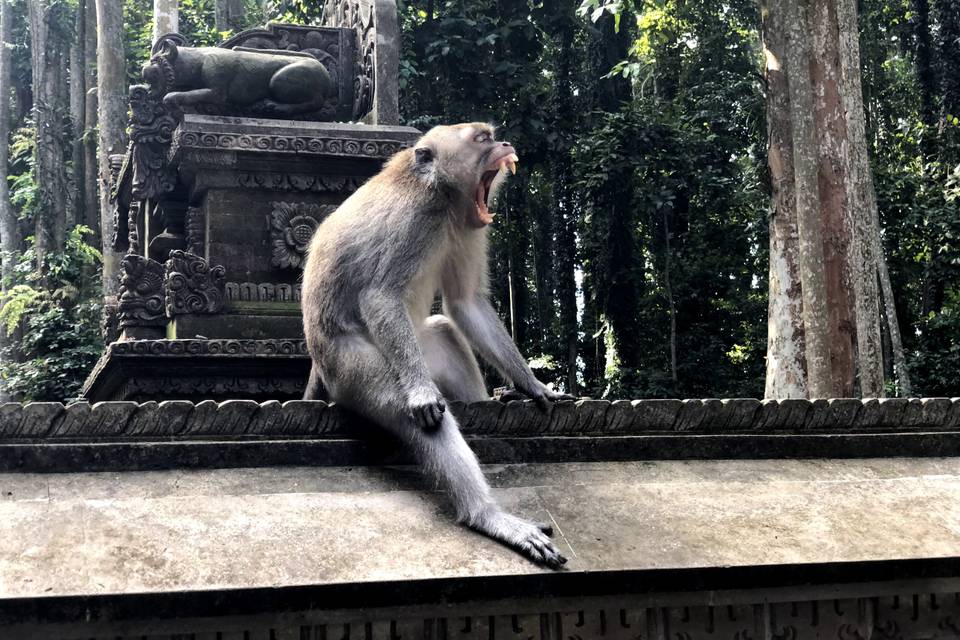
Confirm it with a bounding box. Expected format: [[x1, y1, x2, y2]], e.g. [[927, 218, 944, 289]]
[[474, 132, 492, 143]]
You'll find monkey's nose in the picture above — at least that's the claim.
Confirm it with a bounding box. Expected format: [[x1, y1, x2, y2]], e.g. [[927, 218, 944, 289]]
[[501, 142, 511, 147]]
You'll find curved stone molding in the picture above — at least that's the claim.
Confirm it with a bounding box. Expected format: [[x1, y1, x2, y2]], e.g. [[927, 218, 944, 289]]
[[1, 397, 958, 441], [109, 339, 308, 357], [176, 131, 405, 158], [236, 172, 366, 193], [225, 282, 302, 303], [121, 378, 304, 401], [164, 251, 227, 316]]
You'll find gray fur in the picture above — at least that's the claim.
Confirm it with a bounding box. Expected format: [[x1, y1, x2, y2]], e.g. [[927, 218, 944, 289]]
[[302, 123, 570, 568]]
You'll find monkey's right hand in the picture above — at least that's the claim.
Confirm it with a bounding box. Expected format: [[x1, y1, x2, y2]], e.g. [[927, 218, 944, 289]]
[[513, 383, 576, 414], [406, 386, 446, 430]]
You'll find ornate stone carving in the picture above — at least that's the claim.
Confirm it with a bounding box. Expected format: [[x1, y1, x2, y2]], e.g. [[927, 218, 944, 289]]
[[185, 207, 205, 255], [117, 254, 166, 328], [219, 23, 355, 121], [120, 376, 305, 400], [175, 130, 405, 158], [143, 34, 335, 120], [128, 84, 178, 201], [109, 154, 130, 253], [109, 339, 308, 356], [268, 203, 335, 269], [12, 394, 960, 440], [323, 0, 376, 120], [225, 282, 302, 303], [100, 299, 121, 344], [164, 251, 227, 316], [236, 172, 366, 193]]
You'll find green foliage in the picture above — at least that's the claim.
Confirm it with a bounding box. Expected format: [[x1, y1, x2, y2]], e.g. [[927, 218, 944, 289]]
[[7, 124, 36, 216], [265, 0, 324, 24], [0, 227, 103, 401], [859, 0, 960, 394], [124, 0, 265, 83], [394, 0, 768, 397]]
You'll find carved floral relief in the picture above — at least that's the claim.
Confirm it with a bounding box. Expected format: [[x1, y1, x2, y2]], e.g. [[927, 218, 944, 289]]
[[268, 202, 337, 270]]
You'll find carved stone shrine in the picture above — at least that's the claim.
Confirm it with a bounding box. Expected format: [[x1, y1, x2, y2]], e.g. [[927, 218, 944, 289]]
[[82, 8, 419, 402]]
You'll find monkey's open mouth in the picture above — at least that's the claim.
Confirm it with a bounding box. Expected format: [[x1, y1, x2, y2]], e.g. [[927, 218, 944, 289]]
[[474, 152, 519, 226]]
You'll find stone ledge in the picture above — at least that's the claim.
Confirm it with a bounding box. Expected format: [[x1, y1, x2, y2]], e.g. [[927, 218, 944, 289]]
[[3, 458, 960, 637], [1, 397, 957, 441]]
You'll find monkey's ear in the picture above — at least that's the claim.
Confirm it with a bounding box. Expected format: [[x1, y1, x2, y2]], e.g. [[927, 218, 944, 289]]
[[412, 146, 437, 184], [414, 147, 434, 165]]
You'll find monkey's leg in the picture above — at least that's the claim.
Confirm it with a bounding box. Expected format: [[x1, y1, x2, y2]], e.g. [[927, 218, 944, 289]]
[[406, 412, 567, 568], [419, 315, 488, 403], [325, 336, 567, 569]]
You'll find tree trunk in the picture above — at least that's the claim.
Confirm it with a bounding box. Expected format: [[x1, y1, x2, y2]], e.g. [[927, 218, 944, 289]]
[[0, 0, 12, 401], [550, 8, 579, 395], [70, 0, 87, 231], [912, 0, 938, 159], [531, 175, 556, 350], [95, 0, 128, 301], [809, 0, 856, 396], [933, 0, 960, 132], [762, 0, 807, 399], [215, 0, 245, 32], [662, 208, 678, 388], [873, 183, 913, 396], [153, 0, 178, 41], [0, 0, 16, 286], [28, 0, 70, 266], [836, 0, 884, 397], [785, 0, 835, 398], [83, 0, 98, 238]]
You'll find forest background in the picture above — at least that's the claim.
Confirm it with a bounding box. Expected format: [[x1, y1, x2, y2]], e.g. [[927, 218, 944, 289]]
[[1, 0, 958, 401]]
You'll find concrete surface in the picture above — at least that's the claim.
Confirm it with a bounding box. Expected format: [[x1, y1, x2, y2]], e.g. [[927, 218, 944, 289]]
[[2, 457, 960, 600]]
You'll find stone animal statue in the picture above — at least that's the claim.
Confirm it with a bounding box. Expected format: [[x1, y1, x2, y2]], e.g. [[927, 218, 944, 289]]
[[142, 35, 334, 117], [302, 123, 574, 569]]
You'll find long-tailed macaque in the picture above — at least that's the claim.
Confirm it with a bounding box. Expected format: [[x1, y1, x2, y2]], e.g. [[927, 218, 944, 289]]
[[302, 123, 571, 568]]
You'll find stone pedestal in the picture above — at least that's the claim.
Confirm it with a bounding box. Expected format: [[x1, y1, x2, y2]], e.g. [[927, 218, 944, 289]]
[[83, 118, 417, 401], [169, 116, 417, 342]]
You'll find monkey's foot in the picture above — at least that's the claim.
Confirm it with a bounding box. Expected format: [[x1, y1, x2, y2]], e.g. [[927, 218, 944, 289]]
[[467, 508, 568, 569]]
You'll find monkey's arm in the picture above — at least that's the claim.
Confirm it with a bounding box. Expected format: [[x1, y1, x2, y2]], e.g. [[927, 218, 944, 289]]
[[358, 289, 446, 429], [446, 295, 570, 410]]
